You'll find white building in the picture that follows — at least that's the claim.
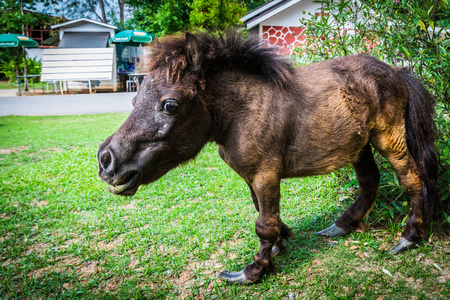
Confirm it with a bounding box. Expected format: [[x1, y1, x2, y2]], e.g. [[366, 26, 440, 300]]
[[41, 18, 118, 92], [242, 0, 322, 55]]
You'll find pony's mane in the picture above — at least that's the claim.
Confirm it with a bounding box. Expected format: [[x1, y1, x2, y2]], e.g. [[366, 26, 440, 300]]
[[147, 31, 294, 88]]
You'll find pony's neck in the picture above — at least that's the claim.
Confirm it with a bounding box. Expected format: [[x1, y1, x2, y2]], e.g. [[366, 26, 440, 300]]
[[203, 70, 268, 145]]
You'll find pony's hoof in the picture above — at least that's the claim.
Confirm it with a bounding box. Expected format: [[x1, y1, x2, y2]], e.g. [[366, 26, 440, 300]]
[[218, 270, 256, 285], [316, 223, 347, 237], [388, 237, 415, 254]]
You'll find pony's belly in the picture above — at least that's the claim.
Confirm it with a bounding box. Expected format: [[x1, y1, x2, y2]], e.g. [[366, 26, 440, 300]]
[[283, 158, 349, 178], [283, 144, 363, 177]]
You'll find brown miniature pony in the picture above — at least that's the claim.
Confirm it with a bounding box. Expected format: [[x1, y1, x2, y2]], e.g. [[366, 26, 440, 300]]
[[97, 32, 440, 284]]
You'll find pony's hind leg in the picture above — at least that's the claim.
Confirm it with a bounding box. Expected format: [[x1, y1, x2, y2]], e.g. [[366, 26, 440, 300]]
[[372, 129, 424, 253], [317, 144, 380, 237]]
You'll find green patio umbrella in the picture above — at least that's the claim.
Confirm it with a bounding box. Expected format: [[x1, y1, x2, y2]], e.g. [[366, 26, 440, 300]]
[[0, 34, 39, 94], [0, 33, 39, 48], [109, 30, 153, 46]]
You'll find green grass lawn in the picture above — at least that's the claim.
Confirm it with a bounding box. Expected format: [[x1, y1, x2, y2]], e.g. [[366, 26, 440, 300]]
[[0, 80, 45, 91], [0, 81, 15, 89], [0, 114, 448, 299]]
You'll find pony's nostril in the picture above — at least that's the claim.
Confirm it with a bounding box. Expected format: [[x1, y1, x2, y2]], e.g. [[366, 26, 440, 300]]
[[100, 149, 113, 172]]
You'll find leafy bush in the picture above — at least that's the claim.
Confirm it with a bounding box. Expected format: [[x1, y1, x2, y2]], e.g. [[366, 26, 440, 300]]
[[295, 0, 450, 106], [0, 57, 42, 84], [128, 0, 248, 36], [189, 0, 246, 30], [294, 0, 450, 212]]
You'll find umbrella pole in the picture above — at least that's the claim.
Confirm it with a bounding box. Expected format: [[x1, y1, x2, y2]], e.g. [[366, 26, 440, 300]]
[[23, 46, 29, 93]]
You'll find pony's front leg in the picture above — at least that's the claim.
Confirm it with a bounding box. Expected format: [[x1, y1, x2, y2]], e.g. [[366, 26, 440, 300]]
[[247, 183, 292, 257], [219, 172, 281, 284]]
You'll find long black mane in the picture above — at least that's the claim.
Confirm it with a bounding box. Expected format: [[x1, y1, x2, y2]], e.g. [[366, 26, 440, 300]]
[[147, 31, 294, 88]]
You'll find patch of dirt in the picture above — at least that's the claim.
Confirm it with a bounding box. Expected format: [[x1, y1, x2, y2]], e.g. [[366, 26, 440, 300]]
[[60, 236, 80, 249], [78, 260, 100, 279], [175, 267, 212, 300], [120, 202, 137, 209], [59, 235, 122, 253], [59, 230, 97, 248], [62, 282, 73, 290], [176, 268, 195, 286], [97, 239, 123, 251], [311, 258, 323, 266], [128, 259, 140, 269], [31, 198, 48, 207], [163, 237, 242, 298], [45, 147, 64, 152], [2, 258, 19, 268], [402, 274, 424, 289], [0, 146, 28, 154], [437, 272, 450, 283], [29, 256, 82, 279], [29, 255, 107, 286], [0, 213, 10, 220], [101, 276, 123, 291], [24, 242, 48, 257]]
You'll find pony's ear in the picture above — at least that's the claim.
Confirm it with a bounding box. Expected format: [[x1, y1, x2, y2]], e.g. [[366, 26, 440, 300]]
[[185, 32, 202, 73]]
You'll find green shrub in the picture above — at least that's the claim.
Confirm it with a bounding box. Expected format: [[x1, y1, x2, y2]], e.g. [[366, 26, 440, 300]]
[[0, 57, 42, 84], [294, 0, 450, 210]]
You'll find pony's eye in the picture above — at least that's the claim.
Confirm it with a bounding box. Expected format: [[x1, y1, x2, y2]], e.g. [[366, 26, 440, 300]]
[[162, 99, 179, 113]]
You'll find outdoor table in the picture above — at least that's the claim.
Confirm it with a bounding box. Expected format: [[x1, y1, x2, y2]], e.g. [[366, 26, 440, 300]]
[[15, 74, 41, 96], [127, 73, 146, 92]]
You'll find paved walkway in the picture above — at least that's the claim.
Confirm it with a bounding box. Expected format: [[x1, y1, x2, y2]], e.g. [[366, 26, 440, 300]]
[[0, 90, 135, 116]]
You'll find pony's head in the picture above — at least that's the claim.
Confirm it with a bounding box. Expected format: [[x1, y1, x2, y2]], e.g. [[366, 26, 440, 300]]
[[97, 33, 211, 196]]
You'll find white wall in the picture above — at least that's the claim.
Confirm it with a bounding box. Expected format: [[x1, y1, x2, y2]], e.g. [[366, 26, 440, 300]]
[[59, 22, 115, 40], [26, 48, 44, 61], [260, 0, 321, 27]]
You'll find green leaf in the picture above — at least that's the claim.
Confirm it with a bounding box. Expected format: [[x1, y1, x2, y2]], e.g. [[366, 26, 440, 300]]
[[402, 215, 408, 225], [442, 191, 450, 201], [417, 20, 427, 31]]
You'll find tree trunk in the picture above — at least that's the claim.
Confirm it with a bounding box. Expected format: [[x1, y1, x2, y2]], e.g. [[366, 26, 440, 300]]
[[118, 0, 125, 28], [23, 47, 29, 92], [14, 49, 20, 95], [21, 0, 29, 92], [99, 0, 108, 23]]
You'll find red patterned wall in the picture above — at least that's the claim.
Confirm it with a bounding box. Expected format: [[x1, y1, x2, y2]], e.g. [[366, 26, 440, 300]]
[[262, 26, 306, 55]]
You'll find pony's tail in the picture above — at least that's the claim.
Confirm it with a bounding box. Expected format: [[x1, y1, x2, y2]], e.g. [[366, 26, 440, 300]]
[[401, 69, 441, 223]]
